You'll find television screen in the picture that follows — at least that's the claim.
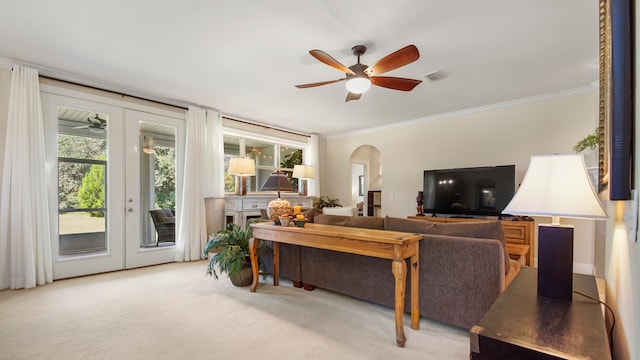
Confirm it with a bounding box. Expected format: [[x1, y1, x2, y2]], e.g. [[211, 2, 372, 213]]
[[423, 165, 515, 216]]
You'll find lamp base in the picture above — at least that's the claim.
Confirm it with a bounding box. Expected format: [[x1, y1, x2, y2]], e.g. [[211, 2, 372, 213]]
[[298, 179, 308, 196], [537, 224, 574, 301], [235, 176, 248, 196]]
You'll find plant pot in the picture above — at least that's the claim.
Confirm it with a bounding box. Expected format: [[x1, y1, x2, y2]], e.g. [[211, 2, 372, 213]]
[[229, 262, 253, 287]]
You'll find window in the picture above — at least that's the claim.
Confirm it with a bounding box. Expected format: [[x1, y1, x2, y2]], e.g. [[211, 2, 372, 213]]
[[223, 133, 304, 193]]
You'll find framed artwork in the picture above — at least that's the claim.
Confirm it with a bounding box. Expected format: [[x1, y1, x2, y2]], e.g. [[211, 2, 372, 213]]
[[599, 0, 634, 200]]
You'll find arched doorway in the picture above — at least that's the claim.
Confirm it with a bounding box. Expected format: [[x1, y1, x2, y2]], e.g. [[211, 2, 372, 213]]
[[350, 145, 382, 216]]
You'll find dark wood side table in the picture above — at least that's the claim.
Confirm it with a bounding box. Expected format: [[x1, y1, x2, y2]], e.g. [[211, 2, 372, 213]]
[[470, 267, 611, 359]]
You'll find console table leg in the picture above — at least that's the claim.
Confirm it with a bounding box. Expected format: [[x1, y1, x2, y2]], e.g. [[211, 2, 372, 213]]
[[392, 249, 407, 348], [273, 242, 280, 286], [410, 251, 420, 330], [249, 236, 259, 292]]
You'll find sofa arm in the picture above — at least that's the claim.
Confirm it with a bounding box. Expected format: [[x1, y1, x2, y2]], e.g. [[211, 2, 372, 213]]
[[420, 234, 506, 329]]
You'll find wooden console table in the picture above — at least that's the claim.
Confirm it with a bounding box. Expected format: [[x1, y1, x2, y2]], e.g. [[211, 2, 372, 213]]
[[407, 216, 535, 266], [470, 267, 611, 359], [249, 222, 422, 347]]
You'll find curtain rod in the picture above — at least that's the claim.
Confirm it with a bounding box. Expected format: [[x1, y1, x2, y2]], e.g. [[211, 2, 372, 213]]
[[39, 75, 189, 110], [38, 75, 309, 138], [221, 116, 310, 138]]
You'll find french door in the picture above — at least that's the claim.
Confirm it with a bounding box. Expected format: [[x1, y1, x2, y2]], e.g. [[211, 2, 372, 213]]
[[41, 90, 184, 279], [124, 109, 184, 268]]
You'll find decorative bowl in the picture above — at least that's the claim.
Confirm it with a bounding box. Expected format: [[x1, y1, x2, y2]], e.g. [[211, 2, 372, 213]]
[[279, 216, 291, 227], [293, 219, 307, 227]]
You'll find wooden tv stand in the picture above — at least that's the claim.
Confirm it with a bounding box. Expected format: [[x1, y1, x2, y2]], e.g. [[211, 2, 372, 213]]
[[407, 216, 534, 266]]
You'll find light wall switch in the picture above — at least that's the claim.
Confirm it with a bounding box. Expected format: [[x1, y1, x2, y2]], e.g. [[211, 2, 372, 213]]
[[622, 189, 638, 242]]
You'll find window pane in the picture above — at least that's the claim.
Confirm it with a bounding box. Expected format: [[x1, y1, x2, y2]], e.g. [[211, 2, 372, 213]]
[[246, 139, 275, 168], [280, 147, 302, 189], [224, 135, 241, 192], [222, 132, 305, 194]]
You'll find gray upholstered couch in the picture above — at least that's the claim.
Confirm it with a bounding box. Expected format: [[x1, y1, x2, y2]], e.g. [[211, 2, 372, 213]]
[[267, 213, 520, 329]]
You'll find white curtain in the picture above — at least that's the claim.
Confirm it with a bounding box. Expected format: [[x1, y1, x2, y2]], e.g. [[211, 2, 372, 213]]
[[175, 106, 223, 261], [0, 65, 53, 289], [205, 110, 224, 198], [307, 134, 320, 197]]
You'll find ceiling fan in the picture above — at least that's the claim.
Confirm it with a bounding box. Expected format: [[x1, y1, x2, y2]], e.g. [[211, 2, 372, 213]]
[[73, 114, 107, 133], [295, 44, 422, 102]]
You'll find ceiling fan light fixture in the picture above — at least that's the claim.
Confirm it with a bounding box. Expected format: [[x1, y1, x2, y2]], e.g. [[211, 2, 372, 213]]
[[88, 126, 105, 134], [346, 76, 371, 94]]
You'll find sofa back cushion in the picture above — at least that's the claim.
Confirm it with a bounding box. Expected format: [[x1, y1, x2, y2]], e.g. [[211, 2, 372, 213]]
[[432, 221, 510, 276], [314, 214, 384, 230], [384, 217, 510, 275], [383, 216, 437, 234]]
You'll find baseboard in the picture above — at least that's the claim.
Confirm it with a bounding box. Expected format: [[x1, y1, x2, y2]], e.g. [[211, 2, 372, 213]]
[[573, 263, 596, 276]]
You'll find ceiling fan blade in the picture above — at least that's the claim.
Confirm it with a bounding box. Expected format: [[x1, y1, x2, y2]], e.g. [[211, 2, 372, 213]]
[[309, 50, 355, 75], [345, 92, 362, 102], [371, 76, 422, 91], [295, 78, 345, 89], [365, 45, 420, 76]]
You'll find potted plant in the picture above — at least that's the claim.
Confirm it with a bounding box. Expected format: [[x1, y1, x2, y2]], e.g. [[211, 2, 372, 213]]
[[313, 195, 341, 210], [573, 128, 600, 152], [203, 223, 254, 286]]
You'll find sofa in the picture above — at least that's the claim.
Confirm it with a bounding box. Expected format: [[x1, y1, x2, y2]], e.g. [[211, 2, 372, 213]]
[[267, 213, 520, 329]]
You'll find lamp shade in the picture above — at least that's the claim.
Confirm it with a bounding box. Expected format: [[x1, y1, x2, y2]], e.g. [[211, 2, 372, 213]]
[[228, 158, 256, 176], [502, 154, 607, 220], [260, 171, 294, 192], [292, 165, 314, 179]]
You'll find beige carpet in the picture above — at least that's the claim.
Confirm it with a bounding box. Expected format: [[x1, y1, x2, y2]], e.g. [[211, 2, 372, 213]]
[[0, 261, 469, 359]]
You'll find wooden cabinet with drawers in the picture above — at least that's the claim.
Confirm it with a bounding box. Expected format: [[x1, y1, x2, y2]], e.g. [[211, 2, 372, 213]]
[[407, 216, 534, 266]]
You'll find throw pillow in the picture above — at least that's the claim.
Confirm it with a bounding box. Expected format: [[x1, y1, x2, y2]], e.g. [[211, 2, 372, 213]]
[[322, 207, 356, 216], [302, 208, 319, 223]]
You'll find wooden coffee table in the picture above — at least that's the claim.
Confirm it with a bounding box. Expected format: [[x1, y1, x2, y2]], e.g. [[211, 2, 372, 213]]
[[249, 222, 422, 347]]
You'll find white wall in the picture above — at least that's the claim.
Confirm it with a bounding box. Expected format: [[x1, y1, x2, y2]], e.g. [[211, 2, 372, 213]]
[[322, 89, 598, 269]]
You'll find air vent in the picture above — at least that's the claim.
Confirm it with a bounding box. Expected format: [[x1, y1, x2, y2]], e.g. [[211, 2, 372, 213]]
[[424, 71, 444, 81]]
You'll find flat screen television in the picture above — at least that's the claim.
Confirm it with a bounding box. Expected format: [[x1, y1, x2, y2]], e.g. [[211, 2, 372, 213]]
[[423, 165, 515, 217]]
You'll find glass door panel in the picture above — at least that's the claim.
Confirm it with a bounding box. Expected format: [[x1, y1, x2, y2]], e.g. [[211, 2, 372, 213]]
[[124, 109, 183, 268], [41, 93, 126, 280]]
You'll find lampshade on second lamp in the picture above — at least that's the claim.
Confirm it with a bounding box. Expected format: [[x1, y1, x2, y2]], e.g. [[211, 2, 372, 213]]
[[229, 158, 256, 196], [293, 165, 314, 196], [502, 154, 607, 301]]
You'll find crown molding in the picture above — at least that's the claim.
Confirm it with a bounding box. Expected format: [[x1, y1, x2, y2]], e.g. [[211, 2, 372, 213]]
[[326, 86, 596, 140]]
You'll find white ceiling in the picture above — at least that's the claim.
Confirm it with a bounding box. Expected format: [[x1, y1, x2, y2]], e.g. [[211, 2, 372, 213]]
[[0, 0, 599, 137]]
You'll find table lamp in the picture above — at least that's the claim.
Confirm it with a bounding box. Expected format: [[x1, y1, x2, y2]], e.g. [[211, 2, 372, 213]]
[[261, 171, 294, 223], [229, 157, 256, 196], [502, 154, 607, 301], [292, 165, 314, 196]]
